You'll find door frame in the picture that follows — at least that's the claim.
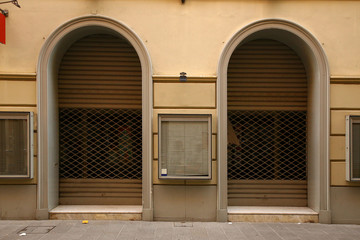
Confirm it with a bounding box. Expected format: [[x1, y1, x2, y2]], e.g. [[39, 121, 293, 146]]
[[36, 15, 153, 220], [217, 19, 330, 223]]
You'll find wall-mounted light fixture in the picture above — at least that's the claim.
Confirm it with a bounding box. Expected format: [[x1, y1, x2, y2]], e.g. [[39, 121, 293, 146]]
[[0, 8, 8, 16], [0, 0, 20, 17], [180, 72, 187, 82], [0, 1, 20, 44], [0, 0, 20, 8]]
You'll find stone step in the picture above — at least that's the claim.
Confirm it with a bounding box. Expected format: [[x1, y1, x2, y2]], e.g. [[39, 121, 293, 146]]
[[228, 206, 318, 223], [49, 205, 142, 220]]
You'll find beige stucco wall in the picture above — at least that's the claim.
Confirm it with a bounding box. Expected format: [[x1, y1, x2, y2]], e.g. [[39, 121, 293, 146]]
[[330, 80, 360, 223], [1, 0, 360, 221], [0, 185, 37, 219], [152, 77, 217, 186], [0, 74, 37, 219], [1, 0, 360, 76], [152, 76, 217, 220], [330, 82, 360, 187], [0, 74, 38, 187]]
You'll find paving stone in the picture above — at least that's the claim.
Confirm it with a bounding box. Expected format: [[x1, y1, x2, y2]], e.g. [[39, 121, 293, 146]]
[[235, 222, 266, 240], [0, 225, 16, 237], [48, 222, 73, 234], [99, 222, 124, 234], [172, 226, 192, 240], [115, 222, 138, 240], [135, 222, 156, 239], [78, 229, 104, 240], [38, 233, 64, 240], [252, 224, 284, 240], [204, 223, 227, 240], [221, 222, 247, 240], [190, 226, 208, 240], [1, 220, 360, 240], [154, 225, 173, 240]]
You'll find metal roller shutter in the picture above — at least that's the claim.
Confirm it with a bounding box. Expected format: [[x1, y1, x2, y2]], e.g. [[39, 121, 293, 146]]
[[228, 39, 307, 111], [58, 34, 142, 205], [58, 34, 141, 109], [227, 39, 308, 207]]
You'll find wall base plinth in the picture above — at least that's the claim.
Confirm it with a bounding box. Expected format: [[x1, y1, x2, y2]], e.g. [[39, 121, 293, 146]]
[[228, 206, 319, 223], [49, 205, 142, 221]]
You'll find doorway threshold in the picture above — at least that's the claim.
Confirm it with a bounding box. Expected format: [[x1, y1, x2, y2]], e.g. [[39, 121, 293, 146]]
[[228, 206, 318, 223], [50, 205, 142, 220]]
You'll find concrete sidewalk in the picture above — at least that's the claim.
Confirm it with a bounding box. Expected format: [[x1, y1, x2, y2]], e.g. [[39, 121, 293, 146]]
[[0, 220, 360, 240]]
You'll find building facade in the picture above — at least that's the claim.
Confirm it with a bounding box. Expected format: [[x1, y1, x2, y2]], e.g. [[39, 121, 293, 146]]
[[0, 0, 359, 224]]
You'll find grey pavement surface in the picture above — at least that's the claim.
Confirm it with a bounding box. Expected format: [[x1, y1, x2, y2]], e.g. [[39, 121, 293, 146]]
[[0, 220, 360, 240]]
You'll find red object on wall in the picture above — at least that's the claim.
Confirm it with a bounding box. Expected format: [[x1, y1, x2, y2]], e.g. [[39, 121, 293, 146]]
[[0, 13, 5, 44]]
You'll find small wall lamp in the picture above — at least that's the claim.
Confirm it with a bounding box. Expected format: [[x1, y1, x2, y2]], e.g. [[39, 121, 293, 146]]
[[0, 8, 8, 17], [0, 0, 20, 16], [180, 72, 187, 82], [0, 0, 20, 8]]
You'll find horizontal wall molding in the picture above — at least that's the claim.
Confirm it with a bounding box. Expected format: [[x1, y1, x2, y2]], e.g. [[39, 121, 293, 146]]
[[0, 104, 37, 107], [330, 133, 345, 137], [0, 179, 37, 185], [152, 133, 217, 136], [331, 76, 360, 84], [0, 73, 36, 81], [331, 108, 360, 110], [330, 185, 360, 188], [154, 106, 216, 109], [153, 75, 216, 83]]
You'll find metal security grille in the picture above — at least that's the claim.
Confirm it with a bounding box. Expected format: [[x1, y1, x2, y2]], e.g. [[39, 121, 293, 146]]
[[59, 108, 142, 179], [227, 39, 308, 206], [228, 110, 307, 181]]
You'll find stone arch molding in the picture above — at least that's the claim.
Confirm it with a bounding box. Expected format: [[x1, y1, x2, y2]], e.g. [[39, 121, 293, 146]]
[[217, 19, 330, 223], [36, 15, 153, 220]]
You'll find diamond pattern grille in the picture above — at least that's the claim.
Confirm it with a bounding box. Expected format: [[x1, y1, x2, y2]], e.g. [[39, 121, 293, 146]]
[[228, 110, 307, 180], [59, 108, 142, 179]]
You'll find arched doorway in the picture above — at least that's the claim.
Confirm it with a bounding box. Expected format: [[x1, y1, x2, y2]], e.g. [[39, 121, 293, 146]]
[[36, 16, 152, 219], [217, 19, 330, 222], [57, 33, 143, 205], [227, 39, 308, 207]]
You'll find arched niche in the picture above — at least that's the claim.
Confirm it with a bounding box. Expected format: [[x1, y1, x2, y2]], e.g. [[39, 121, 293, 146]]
[[36, 15, 153, 220], [217, 19, 330, 223]]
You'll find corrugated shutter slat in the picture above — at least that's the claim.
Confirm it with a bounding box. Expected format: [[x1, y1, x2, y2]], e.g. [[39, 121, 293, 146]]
[[227, 39, 307, 111], [58, 34, 141, 109], [227, 39, 308, 207], [58, 34, 142, 205]]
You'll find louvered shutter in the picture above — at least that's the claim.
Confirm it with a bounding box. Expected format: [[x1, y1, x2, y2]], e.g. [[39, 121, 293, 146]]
[[228, 39, 307, 111], [58, 34, 141, 109], [58, 34, 142, 205], [227, 39, 308, 207]]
